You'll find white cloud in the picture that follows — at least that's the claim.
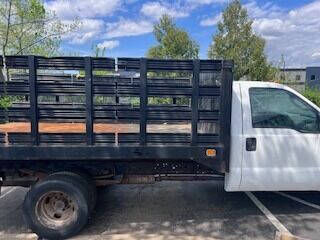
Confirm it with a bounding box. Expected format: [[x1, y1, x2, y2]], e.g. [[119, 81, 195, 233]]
[[45, 0, 122, 20], [244, 0, 283, 19], [105, 19, 153, 38], [63, 19, 105, 44], [200, 13, 222, 26], [186, 0, 228, 6], [250, 0, 320, 66], [97, 40, 120, 49], [140, 0, 229, 21], [312, 52, 320, 59], [46, 0, 230, 45], [141, 2, 189, 20], [45, 0, 124, 44], [252, 18, 291, 40]]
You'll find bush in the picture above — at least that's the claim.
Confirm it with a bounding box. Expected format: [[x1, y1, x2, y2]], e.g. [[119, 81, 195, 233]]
[[0, 96, 12, 123], [0, 96, 12, 110], [302, 87, 320, 107]]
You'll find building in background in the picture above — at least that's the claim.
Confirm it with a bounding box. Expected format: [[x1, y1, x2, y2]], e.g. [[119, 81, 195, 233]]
[[277, 68, 306, 92], [276, 67, 320, 92], [306, 67, 320, 89]]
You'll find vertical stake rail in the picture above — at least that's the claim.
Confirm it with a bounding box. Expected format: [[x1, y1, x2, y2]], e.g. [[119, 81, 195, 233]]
[[191, 59, 200, 146], [29, 55, 39, 145], [115, 80, 119, 120], [140, 58, 147, 145], [85, 57, 94, 145], [220, 61, 233, 172]]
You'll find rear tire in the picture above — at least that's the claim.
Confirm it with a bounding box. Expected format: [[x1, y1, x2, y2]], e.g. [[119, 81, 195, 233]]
[[23, 174, 89, 240], [50, 171, 97, 213]]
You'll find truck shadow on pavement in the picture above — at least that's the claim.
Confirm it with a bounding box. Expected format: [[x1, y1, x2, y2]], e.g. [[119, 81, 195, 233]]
[[1, 183, 320, 240], [81, 182, 320, 240]]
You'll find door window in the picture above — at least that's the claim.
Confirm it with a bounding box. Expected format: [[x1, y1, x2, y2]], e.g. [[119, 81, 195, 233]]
[[249, 88, 319, 133]]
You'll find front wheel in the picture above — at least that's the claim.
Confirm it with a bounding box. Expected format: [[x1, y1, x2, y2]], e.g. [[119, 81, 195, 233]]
[[23, 174, 89, 240]]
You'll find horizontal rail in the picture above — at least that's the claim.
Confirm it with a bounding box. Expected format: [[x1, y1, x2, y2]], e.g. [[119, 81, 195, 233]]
[[117, 58, 232, 71], [2, 132, 220, 146], [0, 56, 232, 71], [0, 144, 222, 159], [1, 104, 221, 122], [1, 82, 221, 97], [7, 133, 115, 145], [0, 56, 115, 70]]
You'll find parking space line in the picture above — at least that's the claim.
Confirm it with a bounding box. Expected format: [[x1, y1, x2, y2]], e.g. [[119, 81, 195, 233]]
[[0, 233, 37, 240], [245, 192, 291, 234], [275, 192, 320, 210], [0, 187, 17, 199]]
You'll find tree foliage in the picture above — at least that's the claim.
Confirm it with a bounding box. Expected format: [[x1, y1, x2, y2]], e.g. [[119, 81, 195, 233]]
[[0, 0, 79, 56], [208, 0, 276, 81], [302, 87, 320, 107], [0, 0, 79, 115], [147, 14, 199, 59]]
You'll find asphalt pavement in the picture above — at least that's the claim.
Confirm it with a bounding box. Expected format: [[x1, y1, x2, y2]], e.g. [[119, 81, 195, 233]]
[[1, 181, 320, 240]]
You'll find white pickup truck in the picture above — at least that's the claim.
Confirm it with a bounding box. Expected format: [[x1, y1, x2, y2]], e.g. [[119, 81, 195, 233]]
[[226, 81, 320, 192], [0, 56, 319, 239]]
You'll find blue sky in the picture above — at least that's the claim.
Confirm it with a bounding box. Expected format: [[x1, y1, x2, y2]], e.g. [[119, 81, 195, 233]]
[[45, 0, 320, 67]]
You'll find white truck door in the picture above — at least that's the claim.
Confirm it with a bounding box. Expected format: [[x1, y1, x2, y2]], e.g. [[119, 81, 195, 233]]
[[240, 84, 320, 191]]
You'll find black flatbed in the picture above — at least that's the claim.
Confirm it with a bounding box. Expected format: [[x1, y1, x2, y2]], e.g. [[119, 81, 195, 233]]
[[0, 55, 233, 179]]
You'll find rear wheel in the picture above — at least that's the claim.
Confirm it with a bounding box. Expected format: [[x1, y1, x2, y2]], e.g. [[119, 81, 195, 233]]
[[50, 171, 97, 213], [23, 174, 89, 240]]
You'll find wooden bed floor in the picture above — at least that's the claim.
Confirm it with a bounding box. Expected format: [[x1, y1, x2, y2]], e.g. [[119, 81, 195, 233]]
[[0, 122, 191, 134]]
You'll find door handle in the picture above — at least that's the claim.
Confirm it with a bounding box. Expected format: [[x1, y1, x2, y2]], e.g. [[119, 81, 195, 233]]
[[246, 138, 257, 151]]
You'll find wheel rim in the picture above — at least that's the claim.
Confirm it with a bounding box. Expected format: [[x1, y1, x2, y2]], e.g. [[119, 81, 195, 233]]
[[35, 191, 78, 229]]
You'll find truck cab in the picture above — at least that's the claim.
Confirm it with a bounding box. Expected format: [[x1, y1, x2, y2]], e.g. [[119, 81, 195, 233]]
[[226, 81, 320, 192]]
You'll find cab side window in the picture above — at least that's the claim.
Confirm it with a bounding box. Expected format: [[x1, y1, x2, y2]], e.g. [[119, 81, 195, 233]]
[[249, 88, 319, 133]]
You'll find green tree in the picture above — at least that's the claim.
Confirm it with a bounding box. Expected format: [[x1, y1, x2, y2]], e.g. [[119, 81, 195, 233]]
[[208, 0, 276, 81], [147, 14, 199, 59], [147, 15, 197, 106], [0, 0, 79, 57], [0, 0, 80, 118]]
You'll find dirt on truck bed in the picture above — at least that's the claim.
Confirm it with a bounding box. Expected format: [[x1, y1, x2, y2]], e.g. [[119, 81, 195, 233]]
[[0, 122, 191, 134]]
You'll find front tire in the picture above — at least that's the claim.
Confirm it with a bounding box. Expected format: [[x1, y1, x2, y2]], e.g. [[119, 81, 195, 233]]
[[23, 174, 89, 240]]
